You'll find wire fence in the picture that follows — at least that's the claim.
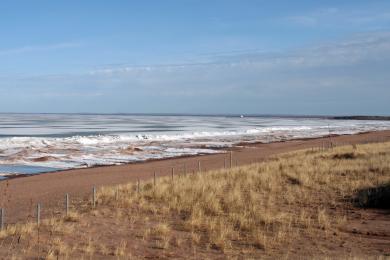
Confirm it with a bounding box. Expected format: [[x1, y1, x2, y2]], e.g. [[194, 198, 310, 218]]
[[0, 136, 389, 231]]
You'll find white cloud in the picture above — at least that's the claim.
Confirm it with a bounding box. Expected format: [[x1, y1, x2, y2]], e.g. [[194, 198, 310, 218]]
[[285, 7, 390, 28], [89, 31, 390, 76], [1, 31, 389, 114]]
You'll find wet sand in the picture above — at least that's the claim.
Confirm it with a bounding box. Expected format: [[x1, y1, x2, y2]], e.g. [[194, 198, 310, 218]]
[[0, 130, 389, 223]]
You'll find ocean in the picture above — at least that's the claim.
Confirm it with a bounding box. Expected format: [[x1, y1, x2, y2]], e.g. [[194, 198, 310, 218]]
[[0, 113, 389, 178]]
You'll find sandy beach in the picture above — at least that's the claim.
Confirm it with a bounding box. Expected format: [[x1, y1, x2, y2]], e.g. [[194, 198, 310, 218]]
[[0, 130, 389, 224]]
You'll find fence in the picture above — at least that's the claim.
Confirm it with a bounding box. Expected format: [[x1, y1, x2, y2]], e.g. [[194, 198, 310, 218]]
[[0, 136, 388, 231]]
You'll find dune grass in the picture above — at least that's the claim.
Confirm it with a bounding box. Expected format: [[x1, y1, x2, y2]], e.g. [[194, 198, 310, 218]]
[[0, 141, 389, 259], [98, 141, 390, 254]]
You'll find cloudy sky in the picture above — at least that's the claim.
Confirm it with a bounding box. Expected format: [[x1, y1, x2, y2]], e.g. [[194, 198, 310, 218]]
[[0, 0, 389, 115]]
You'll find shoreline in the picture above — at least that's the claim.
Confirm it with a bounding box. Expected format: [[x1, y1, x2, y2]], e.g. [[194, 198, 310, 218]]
[[0, 130, 389, 223], [1, 130, 386, 181]]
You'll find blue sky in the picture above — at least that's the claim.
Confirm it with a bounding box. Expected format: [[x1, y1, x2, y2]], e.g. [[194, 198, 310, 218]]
[[0, 1, 389, 115]]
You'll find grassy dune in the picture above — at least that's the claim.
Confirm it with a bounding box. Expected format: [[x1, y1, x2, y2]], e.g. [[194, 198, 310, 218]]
[[1, 142, 389, 259]]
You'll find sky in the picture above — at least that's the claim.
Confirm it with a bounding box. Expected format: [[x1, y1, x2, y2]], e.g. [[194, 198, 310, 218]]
[[0, 0, 389, 115]]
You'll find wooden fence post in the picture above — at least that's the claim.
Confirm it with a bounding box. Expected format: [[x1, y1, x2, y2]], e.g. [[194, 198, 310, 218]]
[[171, 167, 174, 181], [137, 179, 140, 194], [154, 171, 156, 186], [37, 203, 41, 225], [65, 193, 69, 216], [230, 151, 233, 168], [92, 187, 96, 208], [224, 158, 226, 169], [198, 161, 201, 172], [0, 208, 4, 230]]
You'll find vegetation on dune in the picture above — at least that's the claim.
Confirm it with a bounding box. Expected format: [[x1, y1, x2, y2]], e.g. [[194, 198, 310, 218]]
[[98, 141, 390, 253], [0, 142, 389, 258]]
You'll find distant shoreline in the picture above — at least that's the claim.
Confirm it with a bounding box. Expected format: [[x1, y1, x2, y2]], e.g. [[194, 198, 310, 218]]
[[331, 116, 390, 121]]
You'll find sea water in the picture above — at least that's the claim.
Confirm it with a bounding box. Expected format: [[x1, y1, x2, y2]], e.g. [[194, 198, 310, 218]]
[[0, 113, 389, 177]]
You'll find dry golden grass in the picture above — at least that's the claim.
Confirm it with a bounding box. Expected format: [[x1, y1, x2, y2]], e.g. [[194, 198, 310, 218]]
[[63, 211, 80, 223], [98, 141, 390, 253], [0, 141, 389, 259]]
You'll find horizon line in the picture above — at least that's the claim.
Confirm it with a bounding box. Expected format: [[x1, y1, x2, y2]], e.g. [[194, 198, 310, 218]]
[[0, 112, 389, 119]]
